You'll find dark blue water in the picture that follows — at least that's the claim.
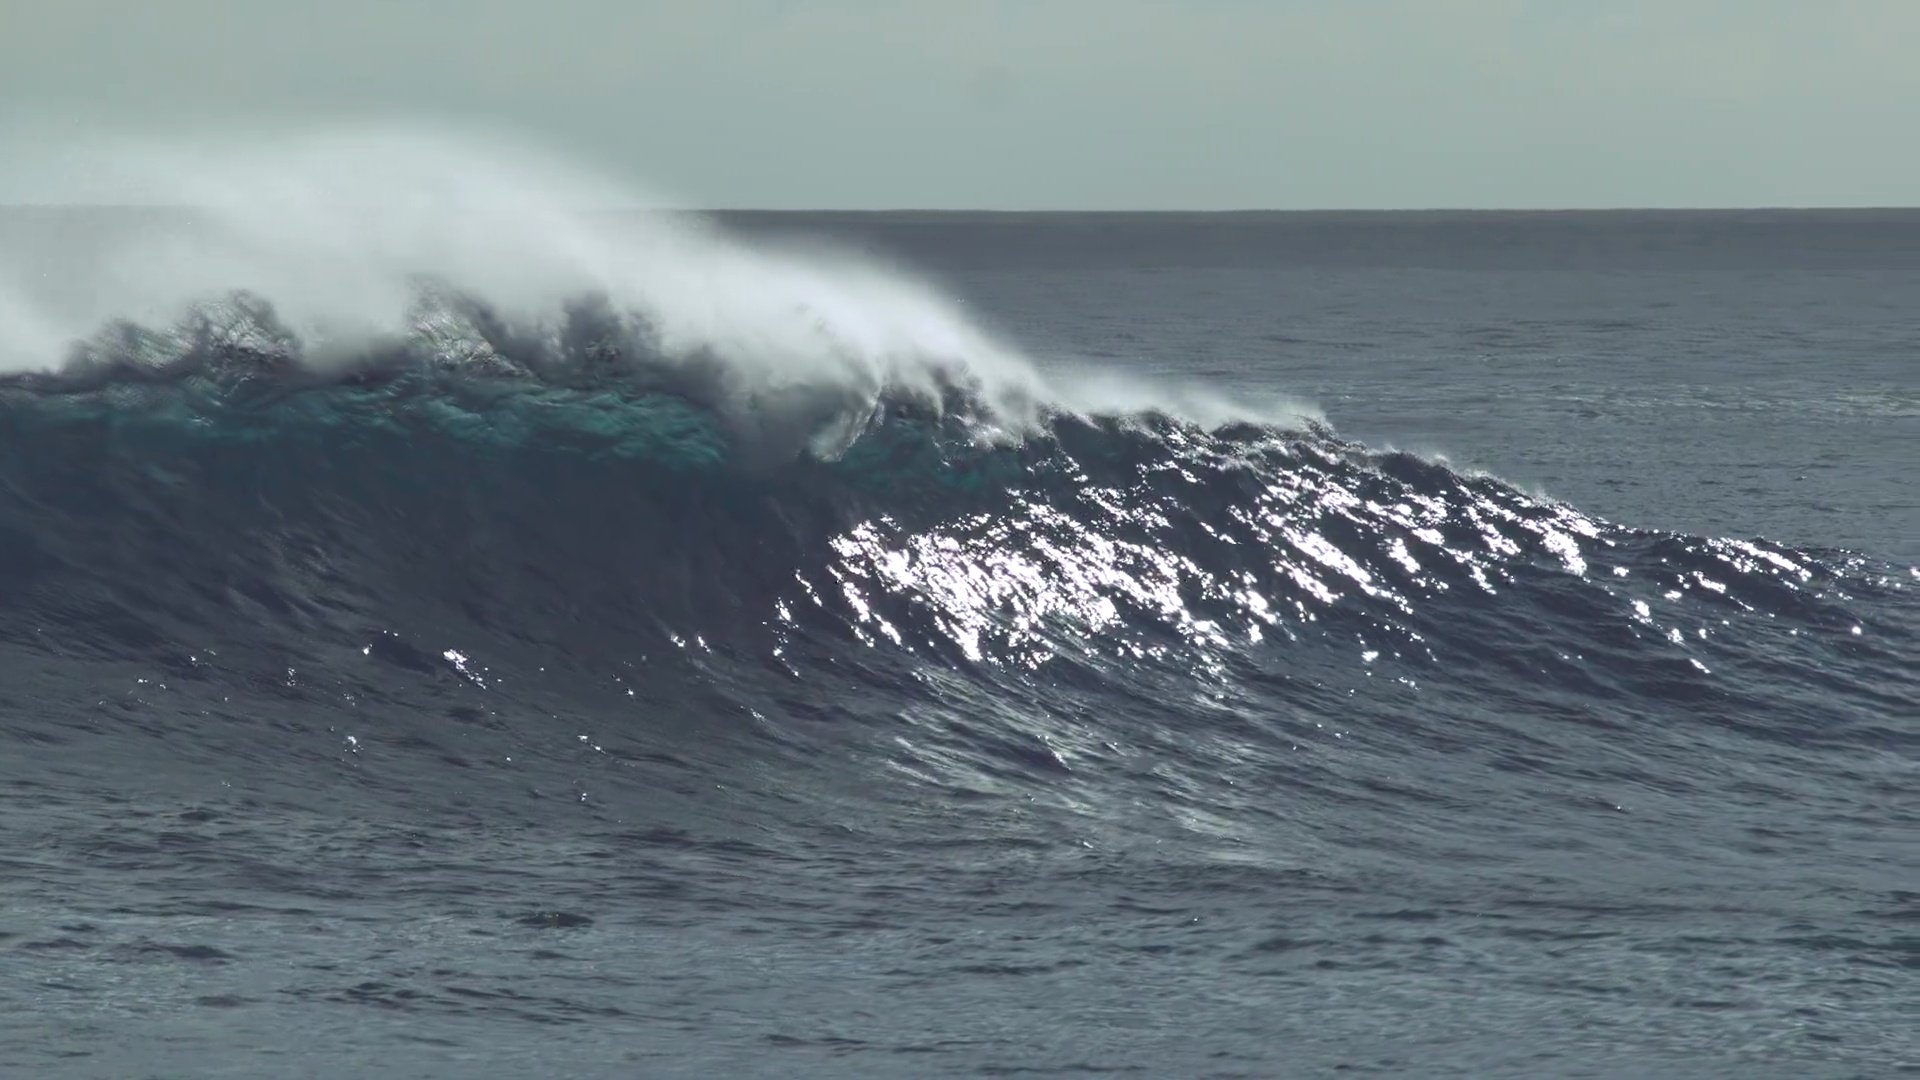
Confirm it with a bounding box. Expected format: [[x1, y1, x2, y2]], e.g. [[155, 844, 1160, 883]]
[[2, 210, 1915, 1078]]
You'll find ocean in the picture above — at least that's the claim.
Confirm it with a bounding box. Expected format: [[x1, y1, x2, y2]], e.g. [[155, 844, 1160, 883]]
[[1, 204, 1915, 1078]]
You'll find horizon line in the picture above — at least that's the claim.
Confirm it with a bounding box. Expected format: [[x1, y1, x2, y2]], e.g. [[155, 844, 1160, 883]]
[[3, 203, 1919, 215]]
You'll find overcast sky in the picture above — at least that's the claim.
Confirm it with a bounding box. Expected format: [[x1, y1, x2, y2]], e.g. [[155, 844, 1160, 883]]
[[3, 0, 1916, 209]]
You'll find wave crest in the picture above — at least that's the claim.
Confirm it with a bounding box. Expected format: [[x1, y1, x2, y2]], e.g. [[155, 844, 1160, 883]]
[[0, 125, 1317, 455]]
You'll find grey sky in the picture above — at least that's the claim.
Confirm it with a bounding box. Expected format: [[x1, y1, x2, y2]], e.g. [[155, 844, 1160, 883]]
[[3, 0, 1916, 209]]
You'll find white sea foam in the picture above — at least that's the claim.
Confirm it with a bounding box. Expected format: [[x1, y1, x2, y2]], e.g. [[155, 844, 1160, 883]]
[[0, 120, 1318, 436]]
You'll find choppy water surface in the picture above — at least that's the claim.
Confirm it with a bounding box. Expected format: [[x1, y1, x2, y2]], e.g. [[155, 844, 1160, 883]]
[[2, 208, 1915, 1078]]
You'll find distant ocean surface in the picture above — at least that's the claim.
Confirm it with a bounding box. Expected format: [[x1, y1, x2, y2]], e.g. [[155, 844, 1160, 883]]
[[2, 208, 1915, 1079]]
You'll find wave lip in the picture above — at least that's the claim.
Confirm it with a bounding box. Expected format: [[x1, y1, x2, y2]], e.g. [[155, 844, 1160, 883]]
[[0, 125, 1319, 459]]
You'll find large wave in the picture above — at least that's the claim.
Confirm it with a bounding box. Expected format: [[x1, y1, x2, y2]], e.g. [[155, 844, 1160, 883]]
[[0, 125, 1910, 835]]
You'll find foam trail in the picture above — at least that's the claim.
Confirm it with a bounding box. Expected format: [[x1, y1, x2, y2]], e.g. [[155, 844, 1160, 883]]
[[0, 121, 1318, 439]]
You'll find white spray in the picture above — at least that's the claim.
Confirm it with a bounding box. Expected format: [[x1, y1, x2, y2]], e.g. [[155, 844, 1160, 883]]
[[0, 120, 1317, 438]]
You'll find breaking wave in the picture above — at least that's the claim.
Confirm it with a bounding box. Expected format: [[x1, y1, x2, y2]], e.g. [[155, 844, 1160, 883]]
[[0, 122, 1910, 851]]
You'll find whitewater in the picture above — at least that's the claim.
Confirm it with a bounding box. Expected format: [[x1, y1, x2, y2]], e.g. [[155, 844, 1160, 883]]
[[0, 129, 1914, 1079]]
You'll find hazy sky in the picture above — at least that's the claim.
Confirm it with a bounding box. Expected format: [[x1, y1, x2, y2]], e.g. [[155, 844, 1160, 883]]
[[4, 0, 1916, 209]]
